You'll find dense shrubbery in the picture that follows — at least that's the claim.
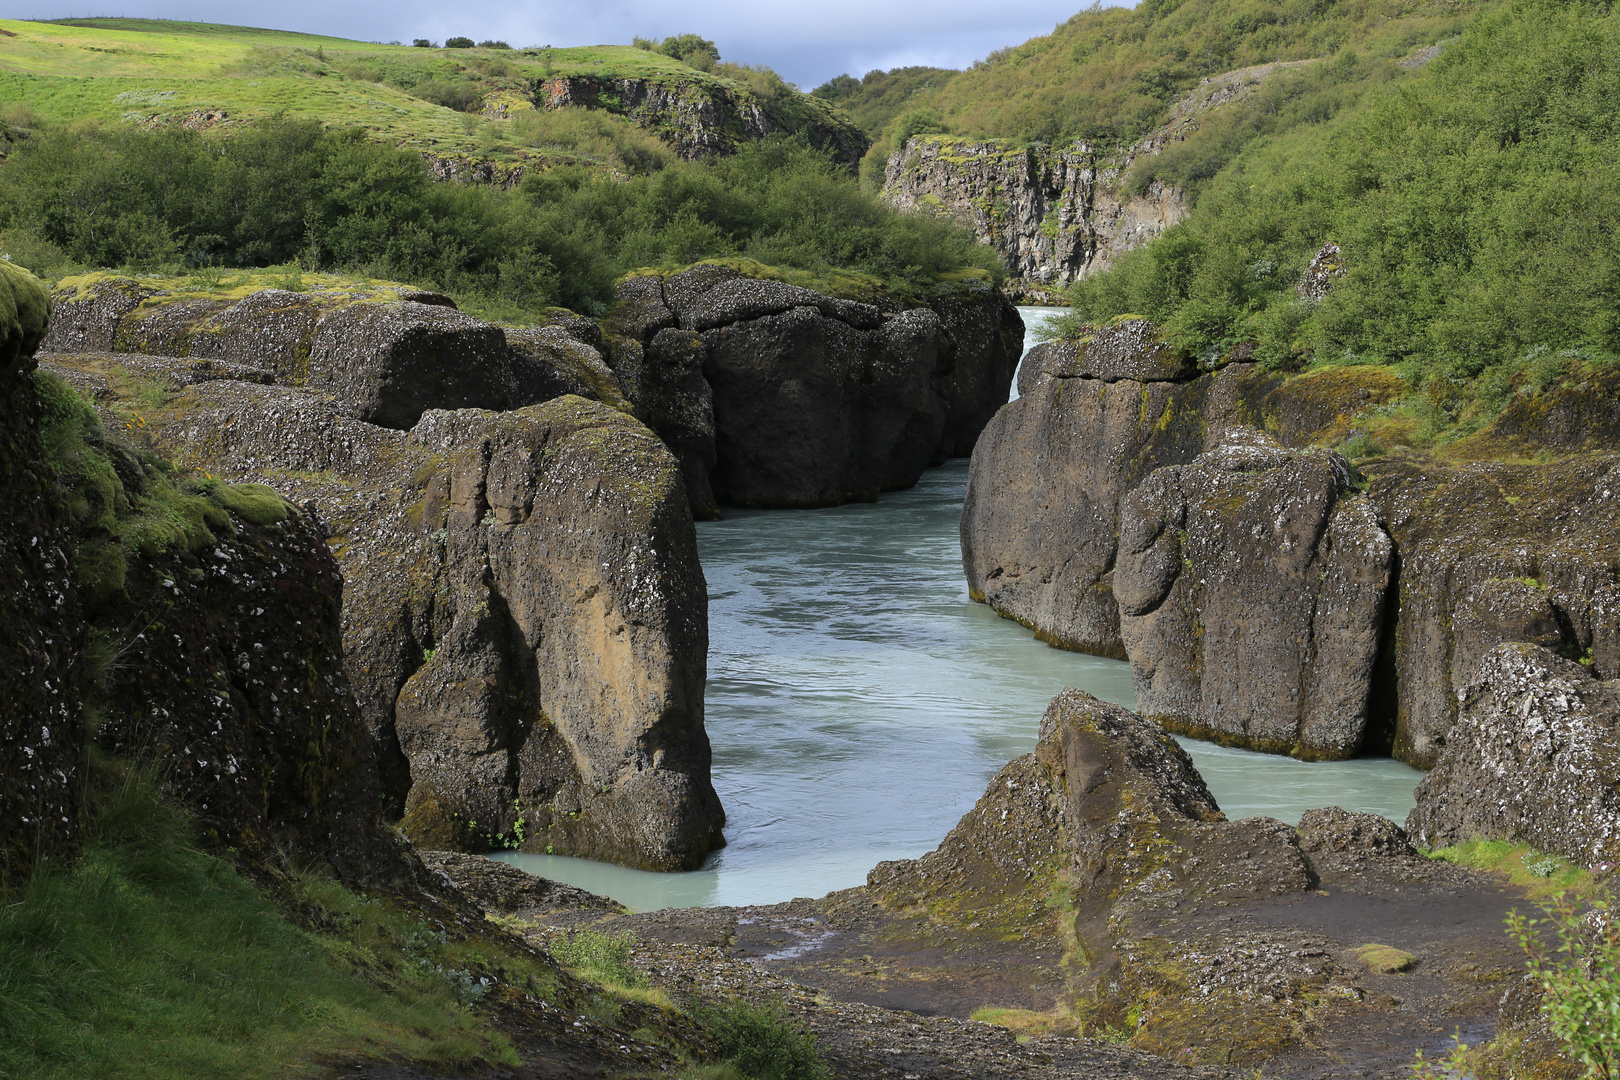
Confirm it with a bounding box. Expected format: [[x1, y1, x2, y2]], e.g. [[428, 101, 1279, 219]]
[[0, 116, 1001, 316], [1055, 0, 1620, 436]]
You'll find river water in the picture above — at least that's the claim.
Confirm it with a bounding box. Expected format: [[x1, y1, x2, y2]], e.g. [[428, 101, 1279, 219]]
[[494, 308, 1422, 911]]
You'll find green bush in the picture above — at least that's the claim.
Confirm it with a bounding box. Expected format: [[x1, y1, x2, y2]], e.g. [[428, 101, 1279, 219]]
[[695, 997, 831, 1080], [1508, 893, 1620, 1078], [0, 115, 1001, 318], [445, 37, 474, 49]]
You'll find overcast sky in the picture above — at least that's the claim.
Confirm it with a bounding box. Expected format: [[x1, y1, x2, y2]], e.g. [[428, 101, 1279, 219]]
[[16, 0, 1132, 89]]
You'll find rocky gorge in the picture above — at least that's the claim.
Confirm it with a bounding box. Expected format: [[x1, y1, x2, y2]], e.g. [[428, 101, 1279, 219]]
[[27, 261, 1022, 873]]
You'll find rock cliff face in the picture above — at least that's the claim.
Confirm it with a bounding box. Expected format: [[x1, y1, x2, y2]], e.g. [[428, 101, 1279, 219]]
[[535, 75, 868, 167], [961, 317, 1620, 765], [3, 263, 407, 886], [1117, 430, 1392, 759], [1408, 643, 1620, 865], [605, 264, 1024, 512], [884, 137, 1185, 288], [961, 320, 1258, 659], [0, 261, 78, 882], [882, 65, 1314, 287], [44, 343, 727, 872]]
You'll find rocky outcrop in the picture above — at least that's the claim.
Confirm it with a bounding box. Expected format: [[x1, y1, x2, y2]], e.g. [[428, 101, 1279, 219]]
[[38, 275, 632, 430], [51, 349, 728, 872], [867, 688, 1506, 1067], [882, 63, 1312, 286], [0, 261, 78, 882], [963, 313, 1620, 763], [1407, 644, 1620, 865], [1366, 453, 1620, 767], [962, 320, 1258, 658], [1116, 429, 1392, 759], [535, 75, 868, 167], [606, 264, 1023, 512]]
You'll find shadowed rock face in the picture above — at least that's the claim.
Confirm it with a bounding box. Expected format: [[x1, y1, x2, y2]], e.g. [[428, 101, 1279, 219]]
[[605, 265, 1023, 512], [137, 376, 724, 872], [1408, 643, 1620, 865], [1116, 429, 1392, 760], [1365, 454, 1620, 767], [0, 262, 79, 882]]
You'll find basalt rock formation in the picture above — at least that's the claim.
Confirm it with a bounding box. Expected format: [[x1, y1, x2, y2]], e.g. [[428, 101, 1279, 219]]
[[866, 688, 1494, 1066], [963, 316, 1620, 764], [1408, 643, 1620, 865], [40, 275, 620, 430], [962, 319, 1259, 659], [3, 261, 406, 886], [1116, 429, 1391, 760], [43, 342, 726, 872], [604, 264, 1024, 512]]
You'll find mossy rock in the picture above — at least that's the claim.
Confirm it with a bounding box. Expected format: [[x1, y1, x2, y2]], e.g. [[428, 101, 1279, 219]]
[[1355, 943, 1416, 973], [0, 259, 52, 373]]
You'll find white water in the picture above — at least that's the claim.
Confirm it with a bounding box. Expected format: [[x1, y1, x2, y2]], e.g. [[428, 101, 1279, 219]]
[[492, 307, 1421, 911]]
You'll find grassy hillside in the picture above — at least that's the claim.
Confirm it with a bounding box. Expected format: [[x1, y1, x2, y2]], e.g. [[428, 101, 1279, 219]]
[[811, 66, 961, 137], [0, 17, 853, 171], [1052, 0, 1620, 455]]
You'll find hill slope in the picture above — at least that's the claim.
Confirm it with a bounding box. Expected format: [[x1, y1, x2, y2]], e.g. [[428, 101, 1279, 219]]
[[0, 18, 866, 173]]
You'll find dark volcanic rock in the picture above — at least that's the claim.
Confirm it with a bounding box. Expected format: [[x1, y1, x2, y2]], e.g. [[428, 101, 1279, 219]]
[[187, 288, 319, 375], [38, 274, 157, 353], [0, 262, 79, 881], [962, 338, 1261, 658], [142, 372, 725, 872], [1407, 643, 1620, 865], [1365, 453, 1620, 767], [419, 850, 624, 913], [505, 325, 627, 410], [606, 265, 1022, 511], [304, 300, 512, 428], [1116, 428, 1393, 759]]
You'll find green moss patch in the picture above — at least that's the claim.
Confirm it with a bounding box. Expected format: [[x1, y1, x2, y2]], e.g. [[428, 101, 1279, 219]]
[[1426, 839, 1592, 898], [1355, 943, 1417, 974]]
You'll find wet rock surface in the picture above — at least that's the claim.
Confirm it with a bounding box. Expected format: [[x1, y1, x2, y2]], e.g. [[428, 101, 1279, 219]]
[[1408, 643, 1620, 865], [1116, 429, 1393, 759], [40, 353, 726, 872]]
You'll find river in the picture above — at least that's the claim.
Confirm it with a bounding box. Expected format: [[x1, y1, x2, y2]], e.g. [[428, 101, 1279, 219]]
[[493, 307, 1422, 911]]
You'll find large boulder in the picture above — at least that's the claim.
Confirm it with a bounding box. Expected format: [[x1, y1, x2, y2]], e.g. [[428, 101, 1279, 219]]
[[0, 261, 79, 881], [303, 300, 513, 428], [1407, 643, 1620, 865], [138, 374, 725, 871], [1115, 429, 1393, 759]]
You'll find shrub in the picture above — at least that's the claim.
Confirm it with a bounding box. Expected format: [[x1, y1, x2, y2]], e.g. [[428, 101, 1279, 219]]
[[411, 38, 433, 48], [548, 930, 643, 988], [1507, 894, 1620, 1079], [444, 36, 474, 49], [695, 997, 831, 1080]]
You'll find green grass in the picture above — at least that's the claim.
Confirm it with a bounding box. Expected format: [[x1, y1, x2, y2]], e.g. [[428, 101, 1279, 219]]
[[0, 18, 855, 166], [1426, 839, 1592, 898], [0, 757, 526, 1079]]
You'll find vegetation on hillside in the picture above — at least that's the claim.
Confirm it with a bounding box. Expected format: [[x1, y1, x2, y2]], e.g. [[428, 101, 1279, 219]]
[[812, 66, 961, 138], [0, 17, 856, 170], [1051, 0, 1620, 448], [0, 114, 1000, 318]]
